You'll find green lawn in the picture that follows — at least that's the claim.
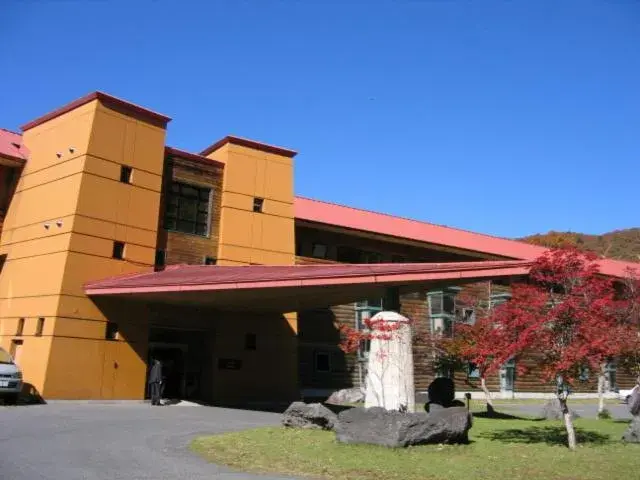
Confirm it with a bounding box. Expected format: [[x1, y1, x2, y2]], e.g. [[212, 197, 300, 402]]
[[192, 416, 639, 480]]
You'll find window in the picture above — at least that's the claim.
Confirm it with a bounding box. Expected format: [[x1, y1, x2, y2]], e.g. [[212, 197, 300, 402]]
[[490, 293, 512, 309], [384, 287, 401, 312], [204, 256, 216, 265], [358, 339, 371, 361], [355, 298, 384, 359], [429, 291, 456, 316], [428, 288, 459, 337], [36, 318, 44, 337], [468, 362, 481, 378], [314, 351, 331, 373], [311, 243, 328, 259], [579, 366, 590, 382], [155, 250, 166, 267], [164, 181, 211, 236], [245, 333, 257, 350], [605, 361, 617, 391], [112, 241, 125, 260], [253, 197, 264, 213], [120, 165, 132, 184], [105, 322, 118, 341], [10, 339, 22, 359], [337, 246, 361, 263], [361, 251, 383, 264], [459, 308, 476, 325], [16, 318, 24, 337], [336, 246, 382, 264]]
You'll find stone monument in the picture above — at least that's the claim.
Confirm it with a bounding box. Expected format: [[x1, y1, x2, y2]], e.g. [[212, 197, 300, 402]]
[[364, 311, 415, 412]]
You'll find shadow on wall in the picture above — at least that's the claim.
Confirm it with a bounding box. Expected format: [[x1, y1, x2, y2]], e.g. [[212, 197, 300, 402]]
[[297, 307, 352, 393], [90, 297, 151, 399]]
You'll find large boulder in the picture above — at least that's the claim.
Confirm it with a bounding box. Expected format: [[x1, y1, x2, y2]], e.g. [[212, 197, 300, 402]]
[[622, 417, 640, 443], [326, 388, 365, 405], [282, 402, 337, 431], [539, 398, 580, 421], [628, 387, 640, 416], [335, 406, 472, 448]]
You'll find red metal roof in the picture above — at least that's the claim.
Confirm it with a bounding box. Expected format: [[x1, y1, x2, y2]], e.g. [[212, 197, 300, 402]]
[[293, 196, 639, 279], [21, 91, 171, 131], [0, 128, 28, 163], [85, 260, 531, 295], [200, 135, 297, 158]]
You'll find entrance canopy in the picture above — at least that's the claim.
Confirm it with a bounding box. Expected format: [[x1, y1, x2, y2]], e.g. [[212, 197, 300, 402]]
[[85, 261, 531, 312]]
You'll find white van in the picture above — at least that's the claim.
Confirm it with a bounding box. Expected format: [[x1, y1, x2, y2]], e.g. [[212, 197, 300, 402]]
[[0, 347, 23, 405]]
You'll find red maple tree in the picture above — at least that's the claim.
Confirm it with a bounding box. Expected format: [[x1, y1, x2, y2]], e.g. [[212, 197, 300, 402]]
[[467, 248, 637, 449]]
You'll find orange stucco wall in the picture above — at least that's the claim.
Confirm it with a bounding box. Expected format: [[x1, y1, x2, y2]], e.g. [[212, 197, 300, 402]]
[[0, 93, 301, 403], [0, 98, 166, 399], [206, 140, 299, 394], [206, 142, 296, 267]]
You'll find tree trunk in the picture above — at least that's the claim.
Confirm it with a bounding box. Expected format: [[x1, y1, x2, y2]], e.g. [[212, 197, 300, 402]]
[[480, 376, 495, 414], [558, 396, 577, 450], [597, 367, 606, 416]]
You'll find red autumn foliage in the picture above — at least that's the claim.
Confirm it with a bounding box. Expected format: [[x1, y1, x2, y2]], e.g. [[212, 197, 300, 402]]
[[338, 315, 412, 354], [467, 248, 637, 387]]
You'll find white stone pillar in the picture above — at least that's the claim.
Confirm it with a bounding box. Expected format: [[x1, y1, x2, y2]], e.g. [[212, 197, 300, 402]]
[[364, 311, 415, 412]]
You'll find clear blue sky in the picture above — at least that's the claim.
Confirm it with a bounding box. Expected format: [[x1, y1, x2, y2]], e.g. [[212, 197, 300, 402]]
[[1, 1, 638, 238]]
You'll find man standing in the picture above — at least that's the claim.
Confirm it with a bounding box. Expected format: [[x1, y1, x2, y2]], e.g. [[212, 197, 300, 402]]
[[148, 358, 163, 406]]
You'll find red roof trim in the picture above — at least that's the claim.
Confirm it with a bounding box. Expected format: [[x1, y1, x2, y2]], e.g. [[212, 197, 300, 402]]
[[165, 146, 225, 169], [84, 260, 531, 295], [293, 196, 639, 279], [0, 128, 28, 163], [200, 135, 297, 158], [21, 91, 171, 131]]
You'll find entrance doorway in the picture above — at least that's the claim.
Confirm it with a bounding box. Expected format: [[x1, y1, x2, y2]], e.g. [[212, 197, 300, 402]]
[[147, 327, 211, 402]]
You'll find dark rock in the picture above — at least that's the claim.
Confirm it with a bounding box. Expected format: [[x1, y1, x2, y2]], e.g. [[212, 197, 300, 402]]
[[539, 398, 580, 421], [326, 388, 365, 405], [622, 417, 640, 443], [282, 402, 337, 431], [628, 388, 640, 416], [335, 406, 472, 448]]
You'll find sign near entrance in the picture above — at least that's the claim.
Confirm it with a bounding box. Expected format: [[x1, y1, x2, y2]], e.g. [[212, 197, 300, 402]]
[[218, 358, 242, 370]]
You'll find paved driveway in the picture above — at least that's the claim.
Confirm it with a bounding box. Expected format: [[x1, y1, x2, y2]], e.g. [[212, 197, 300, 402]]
[[0, 403, 295, 480]]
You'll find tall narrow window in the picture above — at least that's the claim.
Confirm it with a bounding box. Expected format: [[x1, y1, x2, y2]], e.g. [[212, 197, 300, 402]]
[[112, 241, 125, 260], [105, 322, 118, 341], [164, 181, 211, 236], [253, 197, 264, 213], [36, 318, 45, 337], [16, 318, 24, 337], [120, 165, 133, 184]]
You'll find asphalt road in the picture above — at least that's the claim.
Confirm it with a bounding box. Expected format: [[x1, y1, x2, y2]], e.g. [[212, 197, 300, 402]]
[[0, 403, 296, 480], [1, 400, 634, 480]]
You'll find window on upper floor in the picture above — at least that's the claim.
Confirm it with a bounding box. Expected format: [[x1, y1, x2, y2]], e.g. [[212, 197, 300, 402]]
[[336, 246, 383, 264], [311, 243, 328, 259], [164, 181, 212, 236]]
